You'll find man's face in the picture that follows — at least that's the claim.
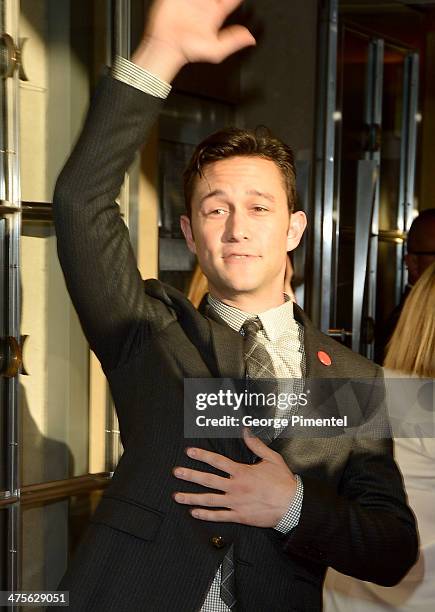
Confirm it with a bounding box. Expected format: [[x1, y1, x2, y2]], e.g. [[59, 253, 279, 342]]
[[180, 156, 305, 303]]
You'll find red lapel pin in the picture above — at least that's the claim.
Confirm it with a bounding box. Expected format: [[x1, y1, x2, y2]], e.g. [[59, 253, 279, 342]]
[[317, 350, 332, 366]]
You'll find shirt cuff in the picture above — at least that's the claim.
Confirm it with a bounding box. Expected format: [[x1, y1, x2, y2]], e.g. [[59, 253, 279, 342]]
[[111, 55, 172, 99], [274, 475, 304, 534]]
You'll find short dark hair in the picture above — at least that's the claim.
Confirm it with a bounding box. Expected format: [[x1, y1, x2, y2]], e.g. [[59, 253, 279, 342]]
[[407, 208, 435, 252], [183, 126, 297, 218]]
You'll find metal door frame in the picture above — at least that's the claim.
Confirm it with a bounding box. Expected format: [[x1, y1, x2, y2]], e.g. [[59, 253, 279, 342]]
[[352, 37, 384, 356], [397, 52, 419, 300], [311, 0, 338, 331], [0, 0, 22, 595]]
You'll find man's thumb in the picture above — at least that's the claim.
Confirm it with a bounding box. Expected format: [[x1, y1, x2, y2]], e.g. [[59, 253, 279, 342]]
[[242, 427, 273, 459]]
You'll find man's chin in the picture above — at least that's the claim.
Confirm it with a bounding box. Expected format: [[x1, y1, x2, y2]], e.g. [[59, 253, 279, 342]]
[[211, 280, 261, 297]]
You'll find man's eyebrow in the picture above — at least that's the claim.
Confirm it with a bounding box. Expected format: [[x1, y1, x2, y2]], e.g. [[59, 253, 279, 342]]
[[199, 189, 228, 206], [246, 189, 276, 202], [199, 189, 276, 205]]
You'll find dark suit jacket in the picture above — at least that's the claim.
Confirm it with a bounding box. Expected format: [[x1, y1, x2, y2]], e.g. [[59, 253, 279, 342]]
[[52, 73, 418, 612]]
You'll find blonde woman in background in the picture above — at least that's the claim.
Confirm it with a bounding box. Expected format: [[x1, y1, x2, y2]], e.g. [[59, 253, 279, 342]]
[[324, 261, 435, 612], [383, 261, 435, 377], [187, 263, 210, 309]]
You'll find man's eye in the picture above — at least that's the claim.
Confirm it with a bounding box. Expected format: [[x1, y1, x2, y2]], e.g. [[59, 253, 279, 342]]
[[252, 205, 268, 212], [209, 208, 227, 215]]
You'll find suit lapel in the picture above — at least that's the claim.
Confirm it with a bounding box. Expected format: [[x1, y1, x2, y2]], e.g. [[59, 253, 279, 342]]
[[270, 304, 343, 454], [292, 303, 338, 381], [198, 297, 245, 380], [198, 297, 256, 462], [148, 280, 246, 379]]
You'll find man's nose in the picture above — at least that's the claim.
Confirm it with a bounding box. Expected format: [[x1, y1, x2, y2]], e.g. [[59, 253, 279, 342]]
[[224, 210, 250, 241]]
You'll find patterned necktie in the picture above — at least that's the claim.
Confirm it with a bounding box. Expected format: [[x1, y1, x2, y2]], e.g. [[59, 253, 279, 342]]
[[220, 549, 236, 610], [220, 317, 276, 610], [241, 317, 278, 443], [242, 317, 276, 379]]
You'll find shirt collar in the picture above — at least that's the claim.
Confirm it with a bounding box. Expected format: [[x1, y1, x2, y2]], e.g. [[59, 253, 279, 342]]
[[207, 293, 296, 341]]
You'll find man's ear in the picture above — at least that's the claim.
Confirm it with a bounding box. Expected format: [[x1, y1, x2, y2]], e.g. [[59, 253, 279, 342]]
[[180, 215, 197, 255], [286, 211, 307, 251]]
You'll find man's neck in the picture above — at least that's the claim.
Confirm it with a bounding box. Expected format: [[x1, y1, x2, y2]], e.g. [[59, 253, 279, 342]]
[[208, 288, 286, 314]]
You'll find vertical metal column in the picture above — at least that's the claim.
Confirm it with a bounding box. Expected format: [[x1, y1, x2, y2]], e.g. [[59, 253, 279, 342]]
[[351, 160, 378, 353], [397, 52, 419, 300], [115, 0, 141, 258], [107, 0, 138, 472], [5, 0, 20, 497], [115, 0, 131, 58], [311, 0, 338, 331], [2, 0, 22, 597], [362, 39, 384, 358]]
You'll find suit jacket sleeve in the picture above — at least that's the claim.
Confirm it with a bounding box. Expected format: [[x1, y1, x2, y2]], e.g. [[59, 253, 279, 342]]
[[53, 72, 167, 373], [281, 368, 418, 587]]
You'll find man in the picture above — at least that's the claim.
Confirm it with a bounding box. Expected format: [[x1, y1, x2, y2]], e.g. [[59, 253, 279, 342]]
[[53, 1, 417, 610], [376, 208, 435, 363]]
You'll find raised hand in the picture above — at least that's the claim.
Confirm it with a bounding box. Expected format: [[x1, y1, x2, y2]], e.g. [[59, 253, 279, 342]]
[[132, 0, 256, 82]]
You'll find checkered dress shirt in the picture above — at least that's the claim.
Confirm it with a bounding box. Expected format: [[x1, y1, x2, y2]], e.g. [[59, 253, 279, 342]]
[[111, 57, 305, 611]]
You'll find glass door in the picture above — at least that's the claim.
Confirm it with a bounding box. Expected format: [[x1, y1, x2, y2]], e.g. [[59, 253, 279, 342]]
[[375, 49, 419, 362], [318, 20, 420, 359]]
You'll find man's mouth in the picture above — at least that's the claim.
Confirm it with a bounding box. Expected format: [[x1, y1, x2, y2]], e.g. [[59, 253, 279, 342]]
[[222, 254, 259, 260]]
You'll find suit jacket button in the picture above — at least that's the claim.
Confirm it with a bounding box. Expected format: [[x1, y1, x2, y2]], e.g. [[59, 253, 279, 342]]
[[210, 535, 226, 549]]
